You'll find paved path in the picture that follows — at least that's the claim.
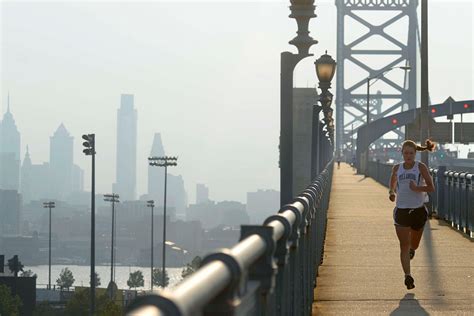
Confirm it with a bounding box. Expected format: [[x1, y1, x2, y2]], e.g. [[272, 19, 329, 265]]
[[313, 163, 474, 315]]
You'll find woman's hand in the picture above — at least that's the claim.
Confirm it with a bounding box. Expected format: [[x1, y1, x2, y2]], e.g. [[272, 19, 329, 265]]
[[409, 181, 419, 192], [389, 193, 396, 202]]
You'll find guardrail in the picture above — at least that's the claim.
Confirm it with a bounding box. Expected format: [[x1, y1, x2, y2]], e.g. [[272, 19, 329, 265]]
[[126, 160, 334, 315], [366, 161, 474, 238], [430, 167, 474, 237]]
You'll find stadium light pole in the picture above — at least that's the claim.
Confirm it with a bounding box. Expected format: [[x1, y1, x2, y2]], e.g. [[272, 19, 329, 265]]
[[104, 193, 119, 286], [43, 201, 55, 290], [147, 200, 155, 291], [148, 156, 178, 288], [82, 133, 96, 315]]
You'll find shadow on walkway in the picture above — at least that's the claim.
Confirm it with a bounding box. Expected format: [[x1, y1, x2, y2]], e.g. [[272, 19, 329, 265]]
[[390, 293, 430, 316]]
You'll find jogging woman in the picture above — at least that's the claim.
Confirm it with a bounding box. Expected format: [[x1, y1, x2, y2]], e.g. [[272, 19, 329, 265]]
[[389, 140, 435, 289]]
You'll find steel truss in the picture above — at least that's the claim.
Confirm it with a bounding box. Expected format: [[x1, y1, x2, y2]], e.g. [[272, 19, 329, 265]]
[[335, 0, 418, 158]]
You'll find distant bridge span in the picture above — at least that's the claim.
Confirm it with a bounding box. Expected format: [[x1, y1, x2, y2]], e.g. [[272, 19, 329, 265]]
[[356, 99, 474, 170]]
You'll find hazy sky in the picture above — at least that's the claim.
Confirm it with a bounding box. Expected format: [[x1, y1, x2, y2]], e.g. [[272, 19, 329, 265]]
[[1, 0, 472, 203]]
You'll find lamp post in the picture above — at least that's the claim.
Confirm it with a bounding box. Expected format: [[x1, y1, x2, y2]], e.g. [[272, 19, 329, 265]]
[[280, 0, 318, 206], [43, 201, 55, 290], [365, 66, 410, 175], [103, 193, 119, 287], [313, 51, 337, 175], [148, 156, 177, 288], [146, 200, 155, 291], [82, 133, 95, 315]]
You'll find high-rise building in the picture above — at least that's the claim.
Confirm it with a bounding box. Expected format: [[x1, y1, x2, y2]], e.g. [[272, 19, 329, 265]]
[[113, 94, 137, 201], [148, 133, 165, 205], [246, 189, 280, 224], [49, 123, 74, 201], [0, 189, 21, 236], [167, 174, 187, 215], [0, 96, 21, 191], [196, 183, 209, 204]]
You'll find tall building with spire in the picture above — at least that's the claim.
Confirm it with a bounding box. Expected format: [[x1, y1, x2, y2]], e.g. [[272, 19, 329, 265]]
[[0, 93, 21, 190], [20, 146, 50, 203], [113, 94, 137, 201], [49, 123, 73, 201], [148, 133, 165, 206]]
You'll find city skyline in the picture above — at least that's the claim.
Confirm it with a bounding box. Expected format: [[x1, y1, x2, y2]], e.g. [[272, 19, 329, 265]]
[[1, 1, 472, 203]]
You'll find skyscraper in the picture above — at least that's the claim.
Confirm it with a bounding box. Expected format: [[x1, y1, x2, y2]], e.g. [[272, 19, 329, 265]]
[[50, 123, 73, 200], [148, 133, 165, 206], [196, 184, 209, 204], [0, 95, 21, 191], [113, 94, 137, 201]]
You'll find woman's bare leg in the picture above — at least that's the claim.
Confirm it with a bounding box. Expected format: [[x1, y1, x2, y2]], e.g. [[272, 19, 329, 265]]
[[410, 228, 424, 250], [395, 226, 411, 275]]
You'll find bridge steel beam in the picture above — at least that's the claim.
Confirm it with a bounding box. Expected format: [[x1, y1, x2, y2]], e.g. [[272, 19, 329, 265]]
[[335, 0, 418, 157], [356, 99, 474, 173]]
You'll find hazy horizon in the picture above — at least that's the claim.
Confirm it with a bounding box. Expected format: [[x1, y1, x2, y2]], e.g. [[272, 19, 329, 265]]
[[1, 0, 472, 203]]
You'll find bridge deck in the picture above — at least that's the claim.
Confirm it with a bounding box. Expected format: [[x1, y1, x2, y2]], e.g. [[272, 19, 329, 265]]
[[313, 163, 474, 315]]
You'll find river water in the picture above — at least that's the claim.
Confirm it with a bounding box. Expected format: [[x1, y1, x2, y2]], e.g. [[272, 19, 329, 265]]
[[28, 265, 184, 290]]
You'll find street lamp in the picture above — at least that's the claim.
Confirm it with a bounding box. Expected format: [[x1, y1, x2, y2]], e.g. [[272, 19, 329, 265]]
[[146, 200, 155, 291], [103, 193, 119, 288], [43, 201, 55, 290], [312, 51, 336, 176], [364, 66, 411, 175], [82, 133, 96, 315], [148, 156, 178, 288]]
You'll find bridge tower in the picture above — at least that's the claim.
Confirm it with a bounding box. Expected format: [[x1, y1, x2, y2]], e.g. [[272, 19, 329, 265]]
[[335, 0, 419, 158]]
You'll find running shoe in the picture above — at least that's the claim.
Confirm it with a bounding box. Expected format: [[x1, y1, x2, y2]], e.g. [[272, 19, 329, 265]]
[[405, 275, 415, 290], [409, 249, 415, 260]]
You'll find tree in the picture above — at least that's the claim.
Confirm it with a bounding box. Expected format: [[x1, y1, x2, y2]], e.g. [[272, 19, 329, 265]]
[[181, 256, 202, 279], [20, 269, 37, 278], [0, 284, 22, 316], [153, 268, 169, 288], [65, 288, 114, 316], [127, 270, 144, 289], [56, 267, 75, 290], [94, 272, 101, 287]]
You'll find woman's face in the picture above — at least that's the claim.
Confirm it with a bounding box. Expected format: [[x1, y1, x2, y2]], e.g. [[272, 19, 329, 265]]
[[402, 145, 416, 164]]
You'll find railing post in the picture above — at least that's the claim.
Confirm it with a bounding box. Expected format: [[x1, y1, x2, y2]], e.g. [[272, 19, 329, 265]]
[[201, 249, 243, 315], [263, 215, 291, 316], [466, 174, 474, 238], [436, 166, 446, 218], [239, 226, 276, 315], [278, 205, 301, 315]]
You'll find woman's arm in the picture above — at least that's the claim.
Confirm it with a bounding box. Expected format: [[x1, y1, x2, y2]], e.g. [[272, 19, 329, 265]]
[[389, 165, 398, 201], [409, 163, 435, 193]]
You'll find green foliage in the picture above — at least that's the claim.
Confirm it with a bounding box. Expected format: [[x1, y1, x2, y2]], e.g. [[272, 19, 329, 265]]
[[65, 288, 119, 316], [95, 272, 101, 287], [0, 284, 22, 316], [34, 301, 63, 316], [56, 267, 75, 290], [21, 269, 37, 278], [127, 270, 144, 289], [181, 256, 202, 279], [153, 268, 169, 287], [98, 300, 123, 316]]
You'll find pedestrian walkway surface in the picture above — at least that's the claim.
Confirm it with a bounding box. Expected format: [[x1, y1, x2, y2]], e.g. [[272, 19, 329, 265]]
[[313, 163, 474, 315]]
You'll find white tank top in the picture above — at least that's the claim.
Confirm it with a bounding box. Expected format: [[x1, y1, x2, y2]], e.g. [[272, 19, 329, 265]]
[[396, 161, 426, 208]]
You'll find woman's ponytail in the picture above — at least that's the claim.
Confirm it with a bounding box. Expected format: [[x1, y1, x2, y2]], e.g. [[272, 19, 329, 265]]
[[415, 139, 435, 152]]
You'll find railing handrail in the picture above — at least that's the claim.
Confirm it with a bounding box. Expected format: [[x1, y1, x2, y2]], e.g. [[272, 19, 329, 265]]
[[126, 159, 335, 315]]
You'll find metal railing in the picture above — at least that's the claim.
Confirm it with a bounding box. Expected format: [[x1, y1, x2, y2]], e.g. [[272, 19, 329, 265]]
[[366, 160, 474, 238], [430, 167, 474, 237], [126, 160, 334, 315]]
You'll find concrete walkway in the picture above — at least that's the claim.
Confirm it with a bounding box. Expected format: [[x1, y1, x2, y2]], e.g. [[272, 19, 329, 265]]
[[313, 163, 474, 315]]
